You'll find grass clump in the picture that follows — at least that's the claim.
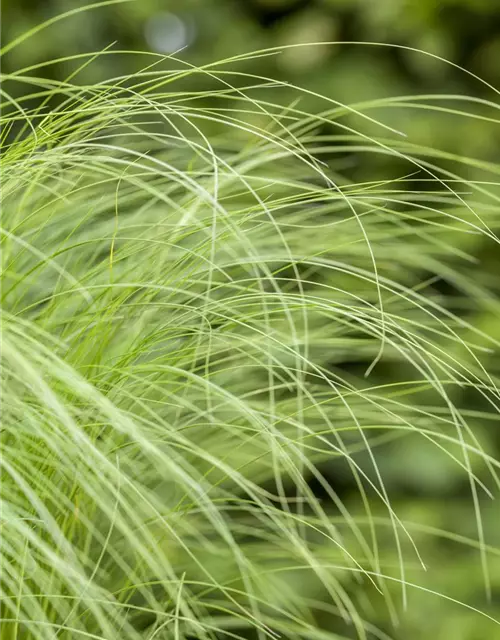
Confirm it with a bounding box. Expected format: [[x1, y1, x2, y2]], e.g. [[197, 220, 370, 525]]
[[2, 9, 500, 640]]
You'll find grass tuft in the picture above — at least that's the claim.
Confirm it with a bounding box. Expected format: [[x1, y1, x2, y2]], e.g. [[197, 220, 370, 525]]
[[2, 8, 500, 639]]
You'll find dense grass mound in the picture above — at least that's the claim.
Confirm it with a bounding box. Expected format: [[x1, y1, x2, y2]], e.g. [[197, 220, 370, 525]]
[[2, 13, 500, 640]]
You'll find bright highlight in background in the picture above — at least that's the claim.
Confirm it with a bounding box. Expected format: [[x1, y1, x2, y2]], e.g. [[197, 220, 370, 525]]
[[144, 12, 195, 54]]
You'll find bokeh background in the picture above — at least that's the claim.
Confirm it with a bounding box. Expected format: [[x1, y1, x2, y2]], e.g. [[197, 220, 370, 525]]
[[3, 1, 500, 638]]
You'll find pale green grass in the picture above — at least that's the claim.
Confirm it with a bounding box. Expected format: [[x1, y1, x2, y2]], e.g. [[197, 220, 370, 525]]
[[2, 6, 500, 639]]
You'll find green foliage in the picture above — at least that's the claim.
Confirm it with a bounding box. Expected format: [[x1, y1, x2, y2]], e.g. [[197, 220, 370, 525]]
[[2, 4, 500, 640]]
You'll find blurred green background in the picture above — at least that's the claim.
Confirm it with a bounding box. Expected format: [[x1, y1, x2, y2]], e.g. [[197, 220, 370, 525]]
[[3, 0, 500, 206], [3, 1, 500, 638], [3, 0, 500, 165]]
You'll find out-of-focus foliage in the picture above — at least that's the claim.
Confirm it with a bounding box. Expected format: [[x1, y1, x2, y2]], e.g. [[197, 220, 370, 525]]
[[3, 1, 500, 221], [2, 2, 500, 639], [3, 0, 500, 162]]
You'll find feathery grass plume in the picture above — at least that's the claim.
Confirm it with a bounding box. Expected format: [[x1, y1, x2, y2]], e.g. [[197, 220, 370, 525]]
[[2, 5, 500, 639]]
